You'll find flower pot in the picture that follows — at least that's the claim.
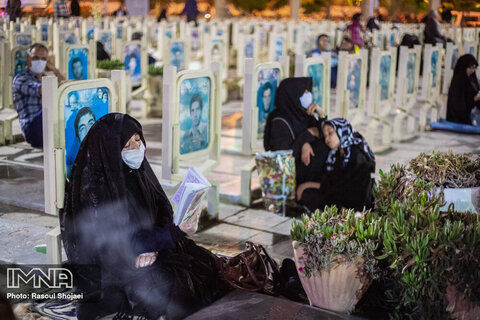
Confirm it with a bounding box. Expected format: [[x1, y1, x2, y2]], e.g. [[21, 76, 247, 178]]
[[146, 75, 163, 117], [96, 68, 112, 78], [292, 241, 372, 313]]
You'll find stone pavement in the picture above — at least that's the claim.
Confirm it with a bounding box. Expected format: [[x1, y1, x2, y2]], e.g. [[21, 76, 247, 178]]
[[0, 99, 479, 265]]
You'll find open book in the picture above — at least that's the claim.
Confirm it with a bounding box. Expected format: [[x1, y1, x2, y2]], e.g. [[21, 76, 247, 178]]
[[172, 168, 211, 234]]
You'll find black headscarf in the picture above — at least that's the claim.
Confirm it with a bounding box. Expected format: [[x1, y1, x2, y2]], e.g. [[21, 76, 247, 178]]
[[264, 77, 317, 150], [447, 54, 479, 125], [60, 113, 178, 276]]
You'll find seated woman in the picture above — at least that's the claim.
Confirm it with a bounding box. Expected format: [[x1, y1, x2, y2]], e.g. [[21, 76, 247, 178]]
[[446, 54, 480, 125], [264, 77, 329, 186], [60, 113, 227, 320], [297, 118, 375, 212]]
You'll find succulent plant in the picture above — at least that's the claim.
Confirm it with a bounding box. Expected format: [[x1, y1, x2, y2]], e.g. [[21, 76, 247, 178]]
[[96, 59, 125, 70], [291, 206, 380, 279]]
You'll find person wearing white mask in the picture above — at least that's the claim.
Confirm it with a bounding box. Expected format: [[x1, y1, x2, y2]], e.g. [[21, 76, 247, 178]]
[[263, 77, 329, 190], [13, 43, 65, 148], [61, 113, 229, 319]]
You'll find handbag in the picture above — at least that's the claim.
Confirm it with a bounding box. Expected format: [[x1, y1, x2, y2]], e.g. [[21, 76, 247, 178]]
[[218, 241, 280, 296]]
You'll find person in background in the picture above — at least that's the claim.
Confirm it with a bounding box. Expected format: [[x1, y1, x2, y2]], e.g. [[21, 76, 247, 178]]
[[12, 43, 65, 148], [447, 54, 480, 125], [6, 0, 21, 22], [96, 41, 111, 61], [54, 0, 70, 19], [348, 13, 364, 48], [309, 34, 338, 88], [264, 77, 329, 187], [366, 9, 381, 32], [338, 36, 357, 53], [182, 0, 200, 24], [297, 118, 375, 212], [157, 6, 167, 22], [113, 3, 128, 17], [70, 0, 80, 17], [424, 10, 447, 46], [441, 5, 453, 24]]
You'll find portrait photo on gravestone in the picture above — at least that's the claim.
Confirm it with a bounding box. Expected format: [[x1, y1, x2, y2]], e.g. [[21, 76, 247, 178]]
[[68, 48, 88, 80], [257, 68, 280, 137], [64, 87, 109, 178], [179, 77, 210, 155]]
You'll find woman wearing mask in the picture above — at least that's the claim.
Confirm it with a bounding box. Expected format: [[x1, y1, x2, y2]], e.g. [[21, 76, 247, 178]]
[[297, 118, 375, 212], [264, 77, 329, 186], [60, 113, 228, 319]]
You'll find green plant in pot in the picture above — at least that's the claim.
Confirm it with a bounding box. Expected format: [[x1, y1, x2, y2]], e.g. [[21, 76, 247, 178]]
[[290, 206, 380, 313], [371, 162, 480, 319]]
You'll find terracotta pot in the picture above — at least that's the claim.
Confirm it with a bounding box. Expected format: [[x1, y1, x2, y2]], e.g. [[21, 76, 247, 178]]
[[292, 241, 372, 313]]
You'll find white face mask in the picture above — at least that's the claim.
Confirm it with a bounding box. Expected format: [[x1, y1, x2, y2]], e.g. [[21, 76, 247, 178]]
[[121, 142, 145, 169], [30, 60, 47, 74], [299, 91, 313, 109]]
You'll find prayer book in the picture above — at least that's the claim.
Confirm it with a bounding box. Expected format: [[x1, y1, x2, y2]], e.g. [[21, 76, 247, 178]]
[[172, 168, 211, 234]]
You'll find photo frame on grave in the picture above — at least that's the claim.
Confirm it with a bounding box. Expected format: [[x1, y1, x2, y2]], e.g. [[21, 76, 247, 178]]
[[237, 33, 259, 76], [372, 30, 384, 50], [123, 41, 143, 86], [65, 45, 92, 80], [367, 49, 396, 118], [11, 46, 28, 77], [396, 45, 421, 107], [98, 31, 113, 57], [189, 25, 201, 55], [60, 31, 79, 45], [15, 33, 32, 46], [304, 56, 331, 116], [46, 79, 119, 210], [173, 71, 216, 161], [38, 23, 50, 43], [443, 42, 460, 94], [268, 34, 285, 62], [255, 64, 282, 138], [336, 51, 368, 122], [463, 42, 477, 57], [209, 38, 227, 76], [420, 44, 442, 101], [170, 40, 187, 71]]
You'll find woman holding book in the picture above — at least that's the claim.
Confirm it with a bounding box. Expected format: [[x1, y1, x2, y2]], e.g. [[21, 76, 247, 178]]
[[60, 113, 228, 319]]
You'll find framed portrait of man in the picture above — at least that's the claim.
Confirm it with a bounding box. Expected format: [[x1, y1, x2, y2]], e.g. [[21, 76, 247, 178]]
[[347, 58, 362, 109], [406, 52, 416, 95], [171, 41, 186, 71], [67, 48, 89, 80], [244, 37, 254, 59], [13, 49, 28, 77], [431, 50, 439, 89], [124, 43, 142, 85], [379, 55, 391, 101], [256, 68, 280, 137], [116, 25, 124, 40], [41, 24, 49, 42], [178, 76, 211, 155], [63, 87, 110, 178]]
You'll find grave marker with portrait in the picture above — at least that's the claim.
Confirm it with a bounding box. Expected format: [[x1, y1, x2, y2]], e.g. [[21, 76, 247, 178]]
[[124, 42, 143, 86], [304, 55, 331, 116], [170, 40, 187, 71], [65, 46, 91, 80], [336, 50, 368, 124], [15, 33, 32, 46], [443, 42, 460, 95], [367, 48, 396, 118]]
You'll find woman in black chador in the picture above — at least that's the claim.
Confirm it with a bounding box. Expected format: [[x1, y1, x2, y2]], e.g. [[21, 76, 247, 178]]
[[264, 77, 329, 186], [60, 113, 227, 320], [446, 54, 480, 125], [297, 118, 375, 212]]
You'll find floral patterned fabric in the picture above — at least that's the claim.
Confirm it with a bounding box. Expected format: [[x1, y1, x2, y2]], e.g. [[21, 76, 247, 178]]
[[255, 150, 296, 214]]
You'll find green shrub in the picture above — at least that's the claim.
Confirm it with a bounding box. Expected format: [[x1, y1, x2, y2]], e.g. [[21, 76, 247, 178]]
[[96, 59, 125, 70], [148, 65, 163, 76]]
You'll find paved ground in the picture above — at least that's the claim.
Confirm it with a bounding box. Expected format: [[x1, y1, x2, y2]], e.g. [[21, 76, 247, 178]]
[[0, 99, 479, 266]]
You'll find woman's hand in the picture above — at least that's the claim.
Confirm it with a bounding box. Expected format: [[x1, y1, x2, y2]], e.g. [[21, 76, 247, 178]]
[[296, 182, 321, 201], [135, 251, 158, 268], [301, 142, 315, 166], [306, 103, 325, 117], [307, 127, 320, 138], [474, 92, 480, 102]]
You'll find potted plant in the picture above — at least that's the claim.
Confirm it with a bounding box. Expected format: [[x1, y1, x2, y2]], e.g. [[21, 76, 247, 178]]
[[224, 77, 242, 101], [290, 206, 380, 313], [146, 65, 164, 117], [372, 157, 480, 319], [96, 59, 125, 78]]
